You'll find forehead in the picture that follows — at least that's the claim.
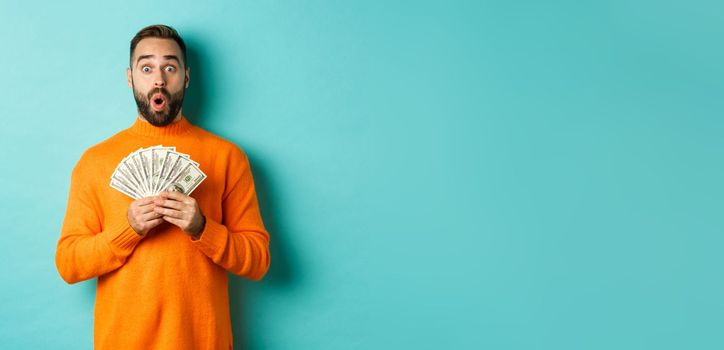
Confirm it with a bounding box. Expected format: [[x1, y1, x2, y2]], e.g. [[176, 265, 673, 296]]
[[133, 38, 183, 62]]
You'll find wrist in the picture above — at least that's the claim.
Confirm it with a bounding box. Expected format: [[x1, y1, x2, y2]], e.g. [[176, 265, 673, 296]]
[[190, 215, 206, 240], [128, 221, 146, 238]]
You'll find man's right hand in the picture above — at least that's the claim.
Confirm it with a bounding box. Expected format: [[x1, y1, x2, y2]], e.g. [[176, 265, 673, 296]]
[[127, 196, 164, 237]]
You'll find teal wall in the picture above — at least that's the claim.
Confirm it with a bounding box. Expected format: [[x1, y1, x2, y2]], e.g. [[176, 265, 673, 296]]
[[1, 1, 723, 349]]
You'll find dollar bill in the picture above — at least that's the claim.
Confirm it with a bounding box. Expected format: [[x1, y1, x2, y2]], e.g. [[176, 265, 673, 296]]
[[165, 162, 207, 195], [110, 145, 205, 199]]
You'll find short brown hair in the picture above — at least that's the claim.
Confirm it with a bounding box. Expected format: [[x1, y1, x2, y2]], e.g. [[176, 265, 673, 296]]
[[130, 24, 187, 69]]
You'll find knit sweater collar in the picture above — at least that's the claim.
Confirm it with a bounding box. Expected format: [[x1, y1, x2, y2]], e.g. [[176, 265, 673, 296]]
[[128, 114, 194, 137]]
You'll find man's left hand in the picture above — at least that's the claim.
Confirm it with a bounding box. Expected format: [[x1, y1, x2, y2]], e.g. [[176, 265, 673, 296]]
[[154, 191, 206, 240]]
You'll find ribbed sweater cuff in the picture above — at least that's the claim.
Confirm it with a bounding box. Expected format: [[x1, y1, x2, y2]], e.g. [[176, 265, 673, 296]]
[[191, 217, 227, 258], [104, 220, 143, 258]]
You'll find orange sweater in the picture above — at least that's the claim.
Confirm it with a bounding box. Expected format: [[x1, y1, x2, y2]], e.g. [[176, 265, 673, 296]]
[[55, 115, 271, 349]]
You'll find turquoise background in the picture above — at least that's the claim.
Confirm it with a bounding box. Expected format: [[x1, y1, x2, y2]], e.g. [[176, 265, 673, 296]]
[[1, 1, 723, 349]]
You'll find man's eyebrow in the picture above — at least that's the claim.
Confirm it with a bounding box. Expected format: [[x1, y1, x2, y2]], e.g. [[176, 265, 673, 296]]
[[136, 55, 181, 65]]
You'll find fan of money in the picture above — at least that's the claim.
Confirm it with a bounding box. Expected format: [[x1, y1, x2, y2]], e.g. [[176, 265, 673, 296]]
[[110, 145, 207, 199]]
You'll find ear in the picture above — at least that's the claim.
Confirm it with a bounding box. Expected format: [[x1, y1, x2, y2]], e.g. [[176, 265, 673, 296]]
[[126, 67, 133, 88], [184, 67, 190, 89]]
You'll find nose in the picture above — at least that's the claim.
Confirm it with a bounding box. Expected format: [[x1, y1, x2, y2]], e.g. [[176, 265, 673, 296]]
[[153, 72, 166, 88]]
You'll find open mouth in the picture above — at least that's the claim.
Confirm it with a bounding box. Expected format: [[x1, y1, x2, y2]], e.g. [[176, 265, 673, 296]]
[[151, 93, 167, 111]]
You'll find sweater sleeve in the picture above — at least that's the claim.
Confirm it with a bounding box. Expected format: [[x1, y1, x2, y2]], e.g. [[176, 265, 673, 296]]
[[55, 152, 144, 284], [191, 147, 271, 281]]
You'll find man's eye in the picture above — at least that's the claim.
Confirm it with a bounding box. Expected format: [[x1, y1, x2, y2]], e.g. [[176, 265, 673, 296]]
[[165, 66, 175, 72], [142, 66, 151, 73]]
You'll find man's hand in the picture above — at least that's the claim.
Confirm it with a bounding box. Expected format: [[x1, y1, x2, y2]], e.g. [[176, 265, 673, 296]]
[[153, 191, 206, 239], [127, 196, 164, 237]]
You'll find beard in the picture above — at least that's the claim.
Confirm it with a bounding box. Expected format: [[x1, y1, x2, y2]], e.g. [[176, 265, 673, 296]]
[[132, 82, 186, 127]]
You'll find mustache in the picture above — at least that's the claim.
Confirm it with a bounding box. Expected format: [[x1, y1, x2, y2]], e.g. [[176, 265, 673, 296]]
[[147, 88, 170, 100]]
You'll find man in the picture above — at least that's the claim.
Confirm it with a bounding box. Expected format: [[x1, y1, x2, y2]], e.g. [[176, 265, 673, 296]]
[[55, 24, 271, 349]]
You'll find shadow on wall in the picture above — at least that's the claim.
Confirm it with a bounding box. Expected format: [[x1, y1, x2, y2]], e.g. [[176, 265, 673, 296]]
[[182, 35, 208, 127], [230, 158, 297, 349], [184, 34, 299, 349]]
